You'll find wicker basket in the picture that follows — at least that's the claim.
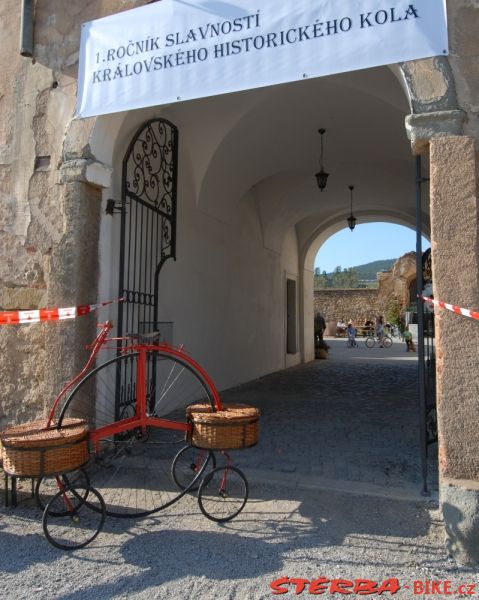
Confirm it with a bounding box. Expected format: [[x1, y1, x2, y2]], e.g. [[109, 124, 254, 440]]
[[0, 418, 89, 478], [186, 403, 259, 450]]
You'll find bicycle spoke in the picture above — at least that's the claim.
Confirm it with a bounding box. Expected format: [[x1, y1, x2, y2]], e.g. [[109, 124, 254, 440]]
[[59, 350, 216, 517]]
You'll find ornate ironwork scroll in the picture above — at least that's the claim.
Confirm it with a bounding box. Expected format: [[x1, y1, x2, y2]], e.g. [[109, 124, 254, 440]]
[[117, 118, 178, 338]]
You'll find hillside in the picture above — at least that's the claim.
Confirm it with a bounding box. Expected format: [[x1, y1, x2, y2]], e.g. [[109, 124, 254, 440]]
[[352, 259, 396, 281], [319, 259, 396, 280], [314, 258, 397, 289]]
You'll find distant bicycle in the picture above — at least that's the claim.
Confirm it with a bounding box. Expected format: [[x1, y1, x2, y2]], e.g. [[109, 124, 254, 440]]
[[365, 333, 392, 348], [385, 323, 399, 337]]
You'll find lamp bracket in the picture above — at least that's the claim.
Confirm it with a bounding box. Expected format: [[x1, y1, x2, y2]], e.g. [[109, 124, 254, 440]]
[[105, 198, 122, 215]]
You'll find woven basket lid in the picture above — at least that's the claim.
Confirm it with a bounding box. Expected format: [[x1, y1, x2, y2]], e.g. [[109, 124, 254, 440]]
[[1, 418, 87, 448], [187, 403, 259, 423]]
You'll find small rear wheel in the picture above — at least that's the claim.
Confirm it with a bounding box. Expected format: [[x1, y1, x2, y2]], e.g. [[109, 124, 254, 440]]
[[42, 484, 106, 550], [198, 466, 248, 523], [171, 445, 216, 491], [35, 468, 90, 514], [365, 337, 375, 348]]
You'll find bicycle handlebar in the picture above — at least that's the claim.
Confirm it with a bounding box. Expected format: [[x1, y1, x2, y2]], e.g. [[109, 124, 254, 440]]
[[46, 320, 223, 425]]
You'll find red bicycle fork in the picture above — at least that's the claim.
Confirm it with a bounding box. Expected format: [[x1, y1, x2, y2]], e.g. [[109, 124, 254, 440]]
[[89, 346, 193, 452], [219, 452, 233, 493]]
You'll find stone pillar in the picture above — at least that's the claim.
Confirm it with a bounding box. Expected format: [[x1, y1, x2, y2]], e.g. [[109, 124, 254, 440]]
[[429, 136, 479, 566], [44, 158, 110, 413]]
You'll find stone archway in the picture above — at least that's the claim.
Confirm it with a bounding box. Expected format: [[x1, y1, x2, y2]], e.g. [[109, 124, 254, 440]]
[[55, 52, 479, 565]]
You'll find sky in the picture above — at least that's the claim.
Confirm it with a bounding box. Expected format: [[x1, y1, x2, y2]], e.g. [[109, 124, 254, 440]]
[[315, 223, 430, 273]]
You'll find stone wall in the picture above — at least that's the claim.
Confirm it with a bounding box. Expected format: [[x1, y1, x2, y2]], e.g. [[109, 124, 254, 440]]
[[314, 252, 417, 326], [314, 288, 383, 326], [0, 0, 149, 428], [0, 1, 50, 427]]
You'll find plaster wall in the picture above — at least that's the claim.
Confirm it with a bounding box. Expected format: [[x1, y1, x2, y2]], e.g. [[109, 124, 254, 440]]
[[0, 1, 62, 426], [155, 188, 297, 390], [97, 117, 301, 390]]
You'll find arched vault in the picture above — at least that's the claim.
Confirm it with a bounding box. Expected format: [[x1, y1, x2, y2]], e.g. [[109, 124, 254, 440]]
[[192, 59, 456, 260]]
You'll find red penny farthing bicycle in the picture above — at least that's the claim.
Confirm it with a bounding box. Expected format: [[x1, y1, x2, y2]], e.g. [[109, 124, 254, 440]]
[[37, 321, 251, 549]]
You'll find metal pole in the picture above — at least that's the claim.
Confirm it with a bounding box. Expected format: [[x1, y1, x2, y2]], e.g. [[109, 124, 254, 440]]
[[416, 155, 429, 496], [20, 0, 34, 58]]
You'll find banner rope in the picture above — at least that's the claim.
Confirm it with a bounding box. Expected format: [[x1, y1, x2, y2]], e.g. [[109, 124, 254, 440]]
[[0, 298, 124, 325], [418, 295, 479, 321]]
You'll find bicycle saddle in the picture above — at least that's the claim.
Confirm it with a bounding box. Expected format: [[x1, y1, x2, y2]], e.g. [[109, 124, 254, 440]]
[[126, 331, 162, 342]]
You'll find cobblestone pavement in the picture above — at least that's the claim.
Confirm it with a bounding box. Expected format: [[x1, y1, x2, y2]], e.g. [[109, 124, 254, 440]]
[[222, 337, 438, 500]]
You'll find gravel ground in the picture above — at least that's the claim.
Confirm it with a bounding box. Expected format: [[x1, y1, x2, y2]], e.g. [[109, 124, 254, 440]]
[[1, 339, 475, 599], [1, 480, 478, 600]]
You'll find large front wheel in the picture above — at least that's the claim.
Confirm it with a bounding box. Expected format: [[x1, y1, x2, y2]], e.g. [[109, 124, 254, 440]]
[[58, 349, 217, 518], [365, 337, 375, 348]]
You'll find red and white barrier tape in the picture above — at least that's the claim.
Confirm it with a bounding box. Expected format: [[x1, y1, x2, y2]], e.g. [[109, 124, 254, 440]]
[[418, 295, 479, 321], [0, 298, 123, 325]]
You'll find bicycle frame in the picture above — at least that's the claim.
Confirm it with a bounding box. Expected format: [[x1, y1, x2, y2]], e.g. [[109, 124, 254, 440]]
[[48, 321, 223, 440], [89, 345, 209, 452], [38, 321, 248, 548], [218, 451, 234, 493]]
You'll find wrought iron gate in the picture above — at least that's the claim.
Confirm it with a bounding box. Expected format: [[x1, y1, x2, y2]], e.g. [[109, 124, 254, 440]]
[[416, 156, 437, 495], [421, 248, 437, 449], [113, 119, 178, 421], [117, 118, 178, 339]]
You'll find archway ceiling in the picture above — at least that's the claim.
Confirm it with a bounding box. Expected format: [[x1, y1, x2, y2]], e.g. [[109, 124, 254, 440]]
[[170, 66, 422, 252]]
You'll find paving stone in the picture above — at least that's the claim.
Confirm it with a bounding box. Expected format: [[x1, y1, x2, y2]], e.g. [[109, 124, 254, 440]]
[[221, 338, 438, 498]]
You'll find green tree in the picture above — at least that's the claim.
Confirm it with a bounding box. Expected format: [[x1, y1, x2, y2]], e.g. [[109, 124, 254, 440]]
[[315, 265, 360, 289], [331, 266, 359, 288], [386, 298, 402, 327], [314, 267, 332, 289]]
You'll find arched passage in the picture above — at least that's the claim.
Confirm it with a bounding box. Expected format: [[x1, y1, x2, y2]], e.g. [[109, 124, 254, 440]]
[[53, 40, 479, 564], [298, 220, 425, 362], [77, 61, 429, 381]]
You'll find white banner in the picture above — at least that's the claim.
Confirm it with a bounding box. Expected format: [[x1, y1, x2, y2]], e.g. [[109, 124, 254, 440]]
[[77, 0, 448, 118]]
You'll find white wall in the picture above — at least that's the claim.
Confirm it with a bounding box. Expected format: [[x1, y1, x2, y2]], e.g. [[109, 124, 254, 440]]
[[155, 183, 301, 390], [97, 116, 302, 391], [91, 66, 419, 392]]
